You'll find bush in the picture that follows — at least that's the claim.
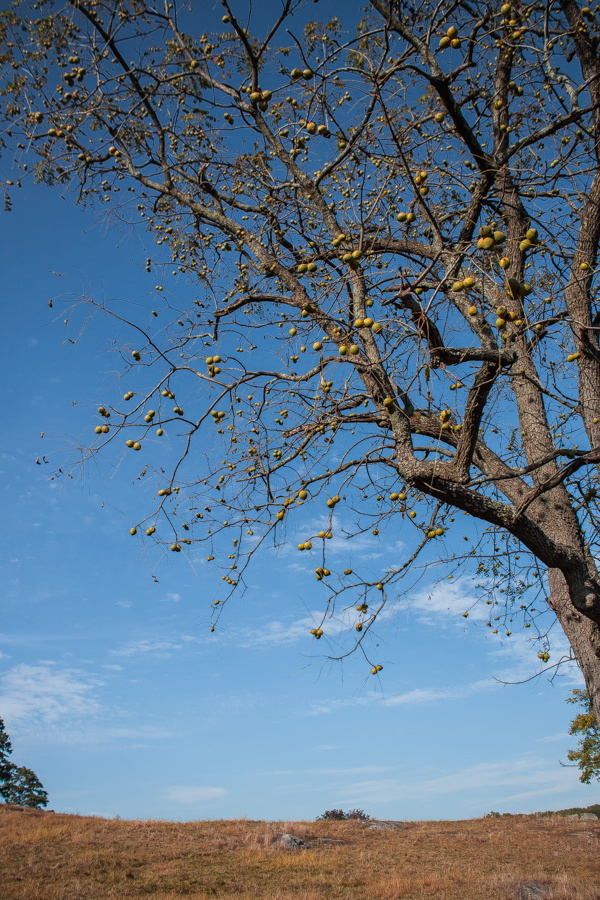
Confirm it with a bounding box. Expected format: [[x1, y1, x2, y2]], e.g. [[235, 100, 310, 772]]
[[317, 808, 371, 821]]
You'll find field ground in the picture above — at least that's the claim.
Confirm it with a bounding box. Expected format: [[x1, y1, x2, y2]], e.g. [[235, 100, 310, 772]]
[[0, 805, 599, 900]]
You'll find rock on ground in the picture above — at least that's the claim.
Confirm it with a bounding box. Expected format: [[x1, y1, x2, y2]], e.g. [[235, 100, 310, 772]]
[[515, 882, 552, 900], [277, 833, 307, 850], [367, 820, 406, 830]]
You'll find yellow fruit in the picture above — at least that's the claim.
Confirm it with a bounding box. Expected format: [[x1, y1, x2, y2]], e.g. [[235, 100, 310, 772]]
[[434, 112, 445, 123], [289, 327, 297, 336], [339, 345, 347, 355], [390, 492, 399, 501], [299, 489, 308, 500], [132, 350, 141, 360], [581, 262, 590, 270], [371, 322, 383, 333], [349, 344, 359, 354], [313, 341, 323, 351], [383, 397, 394, 407], [398, 493, 406, 501], [95, 426, 102, 434], [500, 257, 510, 269], [452, 281, 464, 292], [363, 317, 373, 328], [468, 306, 478, 316], [156, 428, 163, 436], [438, 36, 451, 49], [306, 122, 317, 134], [130, 527, 137, 535], [371, 667, 378, 675], [447, 25, 458, 37], [451, 38, 461, 48], [126, 439, 134, 448], [463, 277, 475, 288], [409, 510, 416, 518], [133, 442, 141, 450]]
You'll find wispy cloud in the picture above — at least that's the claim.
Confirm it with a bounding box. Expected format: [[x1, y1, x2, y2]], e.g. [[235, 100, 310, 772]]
[[0, 663, 102, 725], [307, 676, 498, 716], [163, 786, 227, 804], [334, 755, 582, 809], [161, 592, 181, 603], [382, 678, 496, 706], [110, 639, 183, 657]]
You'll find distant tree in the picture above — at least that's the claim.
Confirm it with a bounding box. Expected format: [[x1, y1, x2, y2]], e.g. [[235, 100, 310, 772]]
[[566, 688, 600, 784], [0, 766, 48, 809], [2, 0, 600, 730], [0, 717, 14, 784], [0, 717, 48, 808]]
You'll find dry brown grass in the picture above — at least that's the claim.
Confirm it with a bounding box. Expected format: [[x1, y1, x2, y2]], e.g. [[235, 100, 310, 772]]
[[1, 805, 599, 900]]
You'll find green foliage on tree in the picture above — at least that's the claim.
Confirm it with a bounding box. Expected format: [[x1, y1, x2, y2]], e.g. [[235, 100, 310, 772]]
[[566, 689, 600, 784], [0, 717, 48, 809], [0, 716, 14, 784], [2, 0, 600, 730], [1, 766, 49, 808]]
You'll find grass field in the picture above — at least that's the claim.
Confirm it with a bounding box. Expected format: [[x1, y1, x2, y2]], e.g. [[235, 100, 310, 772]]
[[1, 804, 599, 899]]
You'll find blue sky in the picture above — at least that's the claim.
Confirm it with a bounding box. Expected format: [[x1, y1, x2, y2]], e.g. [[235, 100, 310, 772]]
[[1, 1, 599, 823]]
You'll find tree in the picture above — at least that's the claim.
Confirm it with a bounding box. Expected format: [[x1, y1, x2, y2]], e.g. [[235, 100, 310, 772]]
[[0, 767, 49, 809], [2, 0, 600, 728], [0, 717, 47, 808], [566, 688, 600, 783], [0, 717, 14, 784]]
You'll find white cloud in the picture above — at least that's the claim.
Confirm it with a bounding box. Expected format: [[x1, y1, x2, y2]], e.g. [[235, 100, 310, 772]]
[[334, 755, 582, 808], [535, 732, 571, 744], [163, 786, 227, 804], [382, 678, 496, 707], [161, 592, 181, 603], [116, 601, 133, 608], [110, 639, 183, 657], [0, 663, 102, 725]]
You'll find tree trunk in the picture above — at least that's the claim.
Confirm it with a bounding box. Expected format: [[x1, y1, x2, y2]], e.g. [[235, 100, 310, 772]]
[[548, 568, 600, 730]]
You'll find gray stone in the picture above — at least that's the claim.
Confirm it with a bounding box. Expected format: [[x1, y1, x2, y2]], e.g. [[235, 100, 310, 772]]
[[579, 812, 598, 820], [565, 814, 580, 819], [367, 820, 405, 830], [516, 882, 552, 900], [277, 833, 307, 850]]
